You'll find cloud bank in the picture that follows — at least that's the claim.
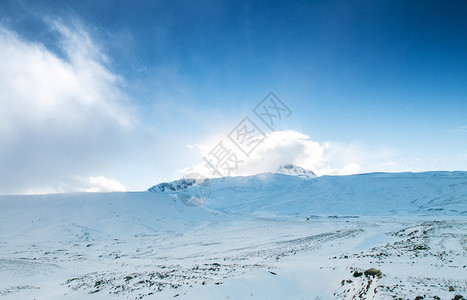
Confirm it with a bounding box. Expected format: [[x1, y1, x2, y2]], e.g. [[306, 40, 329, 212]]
[[184, 129, 403, 178], [0, 22, 133, 194]]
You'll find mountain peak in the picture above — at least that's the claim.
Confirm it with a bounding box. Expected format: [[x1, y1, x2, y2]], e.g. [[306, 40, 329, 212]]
[[148, 178, 197, 193], [276, 164, 317, 179]]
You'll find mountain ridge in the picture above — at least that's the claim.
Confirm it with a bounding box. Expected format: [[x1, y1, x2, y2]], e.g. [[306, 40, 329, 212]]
[[276, 164, 317, 179], [148, 164, 317, 192], [151, 170, 467, 216]]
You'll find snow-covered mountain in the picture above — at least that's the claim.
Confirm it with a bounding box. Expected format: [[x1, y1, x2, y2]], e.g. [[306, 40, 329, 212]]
[[149, 164, 316, 194], [150, 171, 467, 216], [1, 171, 467, 299], [148, 178, 197, 192], [275, 164, 317, 179]]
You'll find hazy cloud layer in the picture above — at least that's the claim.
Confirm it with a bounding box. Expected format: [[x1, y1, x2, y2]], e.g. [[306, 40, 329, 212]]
[[1, 16, 463, 194], [184, 130, 403, 178], [0, 23, 134, 194]]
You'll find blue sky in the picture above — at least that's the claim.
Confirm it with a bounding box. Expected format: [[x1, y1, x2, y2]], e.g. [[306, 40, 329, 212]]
[[1, 0, 466, 194]]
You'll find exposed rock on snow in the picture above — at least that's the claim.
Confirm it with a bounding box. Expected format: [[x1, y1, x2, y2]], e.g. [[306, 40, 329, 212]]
[[275, 164, 317, 179]]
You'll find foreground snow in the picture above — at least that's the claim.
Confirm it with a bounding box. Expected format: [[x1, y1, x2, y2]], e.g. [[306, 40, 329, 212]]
[[1, 172, 466, 299]]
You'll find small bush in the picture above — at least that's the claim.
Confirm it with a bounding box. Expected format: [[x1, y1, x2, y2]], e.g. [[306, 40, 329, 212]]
[[364, 268, 382, 277], [353, 271, 363, 277]]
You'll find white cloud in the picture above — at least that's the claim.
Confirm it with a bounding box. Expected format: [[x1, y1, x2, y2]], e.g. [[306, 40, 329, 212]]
[[20, 175, 126, 194], [319, 162, 362, 176], [76, 176, 126, 193], [0, 22, 135, 194], [182, 129, 388, 178]]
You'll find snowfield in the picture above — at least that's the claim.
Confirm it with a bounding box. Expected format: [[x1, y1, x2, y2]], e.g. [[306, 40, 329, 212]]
[[0, 171, 466, 299]]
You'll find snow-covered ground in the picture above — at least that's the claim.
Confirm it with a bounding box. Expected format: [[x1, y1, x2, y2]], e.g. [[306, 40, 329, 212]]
[[1, 171, 466, 299]]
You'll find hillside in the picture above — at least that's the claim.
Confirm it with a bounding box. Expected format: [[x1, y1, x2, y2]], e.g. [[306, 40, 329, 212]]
[[1, 171, 466, 299]]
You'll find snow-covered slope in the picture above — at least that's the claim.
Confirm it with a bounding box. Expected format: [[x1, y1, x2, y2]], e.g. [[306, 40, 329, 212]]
[[165, 171, 467, 216], [0, 192, 223, 241], [276, 164, 317, 179], [148, 178, 197, 192], [1, 171, 467, 299]]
